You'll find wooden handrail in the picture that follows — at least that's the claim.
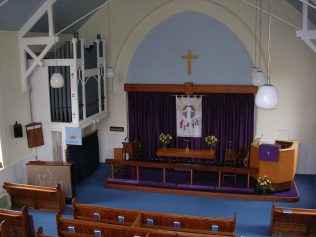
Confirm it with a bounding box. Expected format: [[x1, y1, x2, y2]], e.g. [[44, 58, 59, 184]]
[[105, 159, 258, 175]]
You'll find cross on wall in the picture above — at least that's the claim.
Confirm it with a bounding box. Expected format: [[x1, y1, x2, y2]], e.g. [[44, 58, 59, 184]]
[[181, 49, 199, 75]]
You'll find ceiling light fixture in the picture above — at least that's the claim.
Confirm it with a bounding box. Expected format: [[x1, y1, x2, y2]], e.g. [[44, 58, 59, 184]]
[[252, 0, 267, 86], [106, 0, 115, 79], [50, 3, 64, 88], [255, 0, 278, 109]]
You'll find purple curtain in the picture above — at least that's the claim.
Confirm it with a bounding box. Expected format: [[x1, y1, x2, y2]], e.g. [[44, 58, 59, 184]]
[[128, 92, 254, 163]]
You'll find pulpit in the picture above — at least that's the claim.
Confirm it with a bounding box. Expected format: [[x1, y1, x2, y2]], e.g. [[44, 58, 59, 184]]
[[250, 138, 299, 191], [114, 141, 143, 161]]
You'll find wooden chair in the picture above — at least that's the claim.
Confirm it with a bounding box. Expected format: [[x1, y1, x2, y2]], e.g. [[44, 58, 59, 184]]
[[222, 149, 237, 186], [236, 146, 249, 168], [131, 140, 144, 161]]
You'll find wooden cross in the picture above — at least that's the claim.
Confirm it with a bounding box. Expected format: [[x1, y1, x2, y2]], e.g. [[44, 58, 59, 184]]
[[181, 49, 198, 75]]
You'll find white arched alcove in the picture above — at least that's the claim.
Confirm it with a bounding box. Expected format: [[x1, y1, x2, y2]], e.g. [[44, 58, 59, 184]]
[[114, 0, 268, 88]]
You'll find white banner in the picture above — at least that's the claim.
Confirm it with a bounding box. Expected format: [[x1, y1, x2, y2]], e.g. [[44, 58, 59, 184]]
[[176, 96, 202, 137]]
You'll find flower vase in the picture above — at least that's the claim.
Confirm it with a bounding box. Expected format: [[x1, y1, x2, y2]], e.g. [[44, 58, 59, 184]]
[[209, 145, 215, 152], [162, 143, 167, 150]]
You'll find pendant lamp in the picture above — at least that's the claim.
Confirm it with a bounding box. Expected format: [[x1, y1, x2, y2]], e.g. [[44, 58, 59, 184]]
[[252, 0, 267, 86], [106, 0, 115, 79], [50, 72, 64, 88], [50, 4, 64, 88], [255, 6, 278, 109]]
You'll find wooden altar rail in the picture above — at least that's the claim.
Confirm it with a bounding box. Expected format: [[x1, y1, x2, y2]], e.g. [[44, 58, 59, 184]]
[[124, 83, 258, 95], [105, 159, 258, 188], [271, 204, 316, 236], [72, 198, 236, 236], [3, 182, 65, 212], [0, 206, 35, 237]]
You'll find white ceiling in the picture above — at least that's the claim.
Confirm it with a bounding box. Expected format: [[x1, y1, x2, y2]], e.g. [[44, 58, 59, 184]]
[[0, 0, 106, 34]]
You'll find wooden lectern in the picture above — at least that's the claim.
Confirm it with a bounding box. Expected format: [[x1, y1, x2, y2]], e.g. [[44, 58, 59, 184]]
[[250, 138, 299, 191]]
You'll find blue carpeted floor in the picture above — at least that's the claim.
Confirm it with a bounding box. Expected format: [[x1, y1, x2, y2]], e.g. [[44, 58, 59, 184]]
[[29, 164, 316, 237]]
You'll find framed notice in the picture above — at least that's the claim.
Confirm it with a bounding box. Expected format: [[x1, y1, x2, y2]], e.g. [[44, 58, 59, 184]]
[[66, 127, 82, 145], [25, 122, 44, 148]]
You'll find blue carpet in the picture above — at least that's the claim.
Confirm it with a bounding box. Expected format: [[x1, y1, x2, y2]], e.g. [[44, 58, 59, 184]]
[[29, 164, 316, 237]]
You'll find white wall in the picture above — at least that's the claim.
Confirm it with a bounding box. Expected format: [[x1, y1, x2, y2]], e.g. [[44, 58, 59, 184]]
[[0, 30, 32, 167], [78, 0, 316, 174], [0, 0, 315, 174]]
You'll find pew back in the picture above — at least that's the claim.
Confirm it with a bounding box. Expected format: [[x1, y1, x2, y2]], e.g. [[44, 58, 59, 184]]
[[3, 182, 65, 212], [72, 198, 236, 236], [57, 213, 149, 237], [271, 204, 316, 236], [72, 198, 139, 226], [139, 211, 235, 235], [57, 213, 223, 237], [0, 206, 35, 237]]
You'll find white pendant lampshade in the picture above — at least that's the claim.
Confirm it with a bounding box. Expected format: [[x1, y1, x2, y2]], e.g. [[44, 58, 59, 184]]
[[252, 70, 267, 86], [106, 67, 115, 79], [250, 66, 258, 79], [50, 72, 64, 88], [255, 83, 278, 109]]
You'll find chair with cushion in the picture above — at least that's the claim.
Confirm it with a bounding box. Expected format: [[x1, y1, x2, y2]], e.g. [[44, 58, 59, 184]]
[[222, 148, 237, 186], [236, 146, 249, 168], [131, 140, 144, 161]]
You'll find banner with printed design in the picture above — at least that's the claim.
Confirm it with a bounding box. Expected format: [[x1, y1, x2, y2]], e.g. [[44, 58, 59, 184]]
[[176, 96, 202, 137]]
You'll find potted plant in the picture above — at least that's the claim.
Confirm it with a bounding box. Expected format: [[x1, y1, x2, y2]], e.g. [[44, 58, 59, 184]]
[[255, 175, 274, 193]]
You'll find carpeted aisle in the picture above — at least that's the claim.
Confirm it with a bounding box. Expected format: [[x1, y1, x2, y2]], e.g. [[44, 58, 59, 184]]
[[30, 163, 316, 237]]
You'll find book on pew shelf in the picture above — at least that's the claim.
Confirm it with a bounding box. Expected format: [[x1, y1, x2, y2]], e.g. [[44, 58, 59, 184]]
[[146, 218, 154, 225], [93, 230, 102, 237], [211, 224, 219, 231], [118, 215, 125, 223], [173, 221, 181, 228], [67, 226, 75, 233], [282, 209, 293, 214], [93, 212, 101, 219]]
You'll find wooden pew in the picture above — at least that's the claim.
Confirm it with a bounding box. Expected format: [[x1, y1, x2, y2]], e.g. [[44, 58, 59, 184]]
[[271, 203, 316, 236], [72, 198, 140, 226], [0, 220, 14, 237], [138, 211, 236, 236], [72, 198, 236, 236], [57, 212, 223, 237], [3, 182, 65, 212], [0, 206, 35, 237]]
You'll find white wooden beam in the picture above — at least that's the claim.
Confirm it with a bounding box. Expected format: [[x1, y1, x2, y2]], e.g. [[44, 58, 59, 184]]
[[19, 0, 57, 91], [296, 1, 316, 53]]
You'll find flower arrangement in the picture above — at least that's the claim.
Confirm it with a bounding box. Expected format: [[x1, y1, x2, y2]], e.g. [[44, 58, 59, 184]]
[[159, 133, 172, 145], [255, 175, 274, 193], [204, 135, 218, 147]]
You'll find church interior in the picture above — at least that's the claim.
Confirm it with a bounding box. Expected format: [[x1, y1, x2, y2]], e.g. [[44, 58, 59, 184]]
[[0, 0, 316, 236]]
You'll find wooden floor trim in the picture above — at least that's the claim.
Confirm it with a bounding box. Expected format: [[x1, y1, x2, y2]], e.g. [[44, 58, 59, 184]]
[[104, 182, 300, 202]]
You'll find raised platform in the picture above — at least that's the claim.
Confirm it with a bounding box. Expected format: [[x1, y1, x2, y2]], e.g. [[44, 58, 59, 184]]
[[104, 159, 299, 202], [105, 178, 300, 202]]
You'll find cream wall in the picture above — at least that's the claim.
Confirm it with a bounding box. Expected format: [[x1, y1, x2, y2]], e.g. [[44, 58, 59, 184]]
[[0, 30, 32, 167], [78, 0, 316, 174]]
